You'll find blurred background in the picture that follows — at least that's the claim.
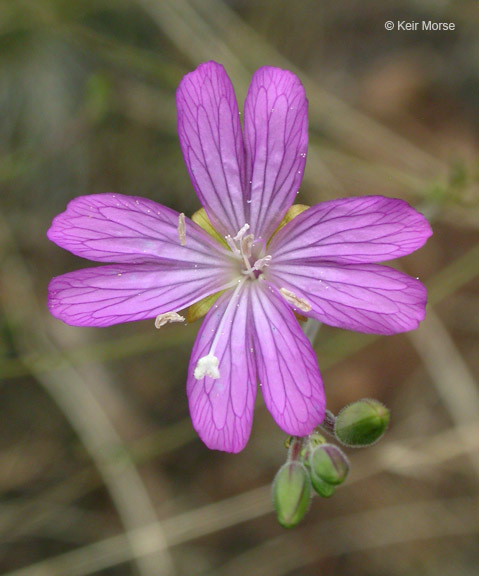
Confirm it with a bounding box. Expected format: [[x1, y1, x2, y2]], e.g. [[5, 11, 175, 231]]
[[1, 0, 478, 575]]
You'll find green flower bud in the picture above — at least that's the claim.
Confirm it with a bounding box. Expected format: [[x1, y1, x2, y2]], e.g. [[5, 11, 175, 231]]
[[334, 399, 390, 447], [309, 444, 349, 487], [310, 475, 336, 498], [273, 462, 311, 528]]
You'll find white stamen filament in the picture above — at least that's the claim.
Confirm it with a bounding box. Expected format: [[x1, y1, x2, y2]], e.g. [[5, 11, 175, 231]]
[[279, 288, 312, 312], [155, 312, 185, 329], [226, 223, 262, 280], [194, 280, 245, 381], [242, 234, 254, 259], [177, 213, 186, 246], [240, 252, 256, 280], [225, 223, 250, 256], [225, 234, 240, 255], [235, 226, 254, 277], [233, 223, 250, 242]]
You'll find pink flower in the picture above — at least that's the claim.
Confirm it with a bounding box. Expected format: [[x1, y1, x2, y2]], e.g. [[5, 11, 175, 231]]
[[47, 62, 432, 453]]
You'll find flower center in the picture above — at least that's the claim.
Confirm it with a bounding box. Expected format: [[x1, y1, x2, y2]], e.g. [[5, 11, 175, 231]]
[[194, 225, 272, 382], [225, 224, 271, 280]]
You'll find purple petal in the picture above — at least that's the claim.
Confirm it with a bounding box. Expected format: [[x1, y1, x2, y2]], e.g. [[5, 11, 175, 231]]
[[250, 282, 325, 436], [270, 196, 433, 264], [47, 194, 231, 265], [267, 262, 428, 334], [244, 67, 308, 241], [48, 262, 234, 327], [187, 284, 256, 453], [176, 62, 246, 237]]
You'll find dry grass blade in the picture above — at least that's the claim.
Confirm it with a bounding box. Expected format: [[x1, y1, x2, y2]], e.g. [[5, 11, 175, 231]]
[[0, 214, 176, 576], [1, 1, 477, 574], [408, 308, 479, 476], [137, 0, 447, 180], [366, 422, 479, 479], [208, 497, 479, 576], [3, 420, 478, 576], [2, 486, 272, 576]]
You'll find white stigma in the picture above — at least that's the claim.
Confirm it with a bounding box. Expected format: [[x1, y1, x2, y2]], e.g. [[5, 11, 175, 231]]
[[194, 354, 220, 380], [279, 288, 312, 312], [155, 312, 185, 329], [178, 213, 186, 246]]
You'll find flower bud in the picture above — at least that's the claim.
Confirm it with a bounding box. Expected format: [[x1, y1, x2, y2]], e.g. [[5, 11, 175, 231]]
[[309, 444, 349, 487], [334, 399, 390, 447], [273, 462, 311, 528], [309, 475, 336, 498]]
